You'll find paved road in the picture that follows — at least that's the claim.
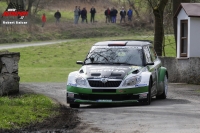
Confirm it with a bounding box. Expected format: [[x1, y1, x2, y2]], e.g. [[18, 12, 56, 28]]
[[20, 83, 200, 133], [4, 40, 200, 132], [0, 40, 72, 50]]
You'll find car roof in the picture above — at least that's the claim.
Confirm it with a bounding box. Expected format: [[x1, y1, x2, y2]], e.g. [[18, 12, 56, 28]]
[[93, 40, 153, 47]]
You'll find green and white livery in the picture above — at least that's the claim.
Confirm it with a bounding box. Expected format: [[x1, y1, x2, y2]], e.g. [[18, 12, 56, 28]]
[[66, 40, 168, 108]]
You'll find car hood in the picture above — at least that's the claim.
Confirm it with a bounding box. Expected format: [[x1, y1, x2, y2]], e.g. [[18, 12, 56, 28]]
[[79, 65, 143, 79]]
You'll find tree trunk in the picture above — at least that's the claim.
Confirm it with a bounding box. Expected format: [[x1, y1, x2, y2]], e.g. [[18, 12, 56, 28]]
[[153, 0, 168, 56], [33, 0, 41, 16], [27, 0, 34, 16], [173, 0, 190, 56], [127, 0, 140, 18]]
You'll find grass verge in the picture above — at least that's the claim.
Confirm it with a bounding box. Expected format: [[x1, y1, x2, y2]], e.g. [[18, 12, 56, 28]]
[[0, 94, 58, 129], [9, 35, 175, 82]]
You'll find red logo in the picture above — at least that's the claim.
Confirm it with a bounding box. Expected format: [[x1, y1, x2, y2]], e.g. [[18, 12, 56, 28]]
[[2, 2, 29, 20], [2, 11, 28, 17]]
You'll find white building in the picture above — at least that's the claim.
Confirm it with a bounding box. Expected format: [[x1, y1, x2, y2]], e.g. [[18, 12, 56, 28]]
[[174, 3, 200, 58]]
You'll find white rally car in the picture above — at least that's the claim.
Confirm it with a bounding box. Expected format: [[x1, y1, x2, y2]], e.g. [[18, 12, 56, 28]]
[[67, 40, 168, 108]]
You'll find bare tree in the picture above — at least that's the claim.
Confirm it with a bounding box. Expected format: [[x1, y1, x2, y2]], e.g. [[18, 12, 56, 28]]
[[147, 0, 168, 56], [127, 0, 140, 18]]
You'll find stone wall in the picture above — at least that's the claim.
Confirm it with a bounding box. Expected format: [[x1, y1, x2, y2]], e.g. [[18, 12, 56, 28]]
[[160, 57, 200, 84], [0, 52, 20, 96]]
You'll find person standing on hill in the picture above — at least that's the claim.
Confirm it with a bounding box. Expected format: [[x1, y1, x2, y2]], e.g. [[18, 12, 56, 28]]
[[120, 7, 126, 23], [78, 6, 81, 22], [110, 7, 114, 23], [74, 6, 79, 24], [105, 7, 111, 23], [54, 10, 61, 24], [127, 8, 133, 22], [81, 7, 87, 23], [90, 6, 96, 23], [112, 7, 118, 23], [41, 13, 46, 27]]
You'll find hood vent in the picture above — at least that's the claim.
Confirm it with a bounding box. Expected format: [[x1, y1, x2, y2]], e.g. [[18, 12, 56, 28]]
[[111, 73, 122, 76], [79, 69, 84, 73], [132, 70, 139, 74], [91, 73, 101, 76]]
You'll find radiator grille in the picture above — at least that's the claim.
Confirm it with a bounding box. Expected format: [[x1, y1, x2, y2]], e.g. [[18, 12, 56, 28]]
[[88, 81, 121, 87]]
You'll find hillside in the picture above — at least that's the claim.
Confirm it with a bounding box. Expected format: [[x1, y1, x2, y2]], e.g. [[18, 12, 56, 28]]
[[0, 0, 154, 44]]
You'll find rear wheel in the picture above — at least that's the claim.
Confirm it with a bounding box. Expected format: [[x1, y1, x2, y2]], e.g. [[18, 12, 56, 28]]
[[70, 104, 80, 108], [156, 75, 168, 99]]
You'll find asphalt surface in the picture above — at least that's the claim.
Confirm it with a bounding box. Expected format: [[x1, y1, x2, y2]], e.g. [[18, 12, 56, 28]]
[[3, 41, 200, 132], [0, 40, 72, 50], [20, 83, 200, 133]]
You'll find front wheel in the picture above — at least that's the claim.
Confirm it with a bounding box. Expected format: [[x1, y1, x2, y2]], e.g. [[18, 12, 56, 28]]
[[147, 80, 152, 105], [156, 75, 168, 99], [70, 104, 80, 108]]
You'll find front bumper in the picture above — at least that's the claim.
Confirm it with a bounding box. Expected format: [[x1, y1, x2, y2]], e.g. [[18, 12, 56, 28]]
[[67, 86, 149, 104]]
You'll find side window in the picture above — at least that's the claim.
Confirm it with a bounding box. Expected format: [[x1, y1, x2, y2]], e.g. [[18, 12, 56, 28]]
[[143, 46, 152, 63], [149, 47, 157, 61]]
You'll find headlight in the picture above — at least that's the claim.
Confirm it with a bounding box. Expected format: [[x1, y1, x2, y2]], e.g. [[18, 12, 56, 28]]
[[123, 76, 141, 86], [76, 77, 87, 86]]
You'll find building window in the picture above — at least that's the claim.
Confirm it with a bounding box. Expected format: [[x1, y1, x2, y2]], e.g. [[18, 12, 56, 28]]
[[180, 20, 188, 57]]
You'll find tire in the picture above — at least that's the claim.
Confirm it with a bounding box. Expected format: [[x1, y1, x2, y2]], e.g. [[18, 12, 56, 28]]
[[147, 80, 152, 105], [70, 104, 80, 108], [156, 75, 168, 99]]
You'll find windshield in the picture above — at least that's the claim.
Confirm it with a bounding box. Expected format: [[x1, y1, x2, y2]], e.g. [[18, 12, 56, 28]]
[[84, 46, 143, 66]]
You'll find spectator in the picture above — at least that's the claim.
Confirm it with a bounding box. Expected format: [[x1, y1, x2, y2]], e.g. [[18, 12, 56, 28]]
[[90, 6, 96, 23], [112, 7, 118, 23], [74, 6, 79, 24], [41, 13, 46, 27], [110, 7, 114, 23], [104, 7, 111, 23], [81, 7, 87, 23], [54, 10, 61, 24], [127, 8, 133, 21], [120, 7, 126, 23], [78, 6, 81, 22]]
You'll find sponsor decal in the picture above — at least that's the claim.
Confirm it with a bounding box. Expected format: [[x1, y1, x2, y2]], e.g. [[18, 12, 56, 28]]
[[90, 68, 126, 73], [1, 2, 29, 25], [68, 83, 77, 87], [97, 99, 112, 102], [91, 69, 125, 73], [67, 93, 74, 98], [118, 90, 126, 93], [139, 93, 147, 99], [130, 66, 142, 69], [135, 84, 147, 87]]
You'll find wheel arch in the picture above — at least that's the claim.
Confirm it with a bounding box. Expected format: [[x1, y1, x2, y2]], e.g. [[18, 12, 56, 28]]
[[157, 67, 168, 95], [158, 67, 168, 83]]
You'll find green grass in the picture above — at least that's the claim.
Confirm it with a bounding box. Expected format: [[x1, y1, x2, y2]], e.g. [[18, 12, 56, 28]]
[[0, 2, 7, 12], [0, 94, 58, 129], [164, 35, 176, 57], [37, 10, 74, 22], [9, 35, 175, 82]]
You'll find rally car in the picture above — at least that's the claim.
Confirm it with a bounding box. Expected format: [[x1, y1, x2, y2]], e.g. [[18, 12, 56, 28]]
[[66, 40, 168, 108]]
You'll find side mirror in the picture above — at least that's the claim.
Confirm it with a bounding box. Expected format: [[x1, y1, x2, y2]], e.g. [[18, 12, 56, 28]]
[[146, 62, 154, 66], [76, 61, 84, 65]]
